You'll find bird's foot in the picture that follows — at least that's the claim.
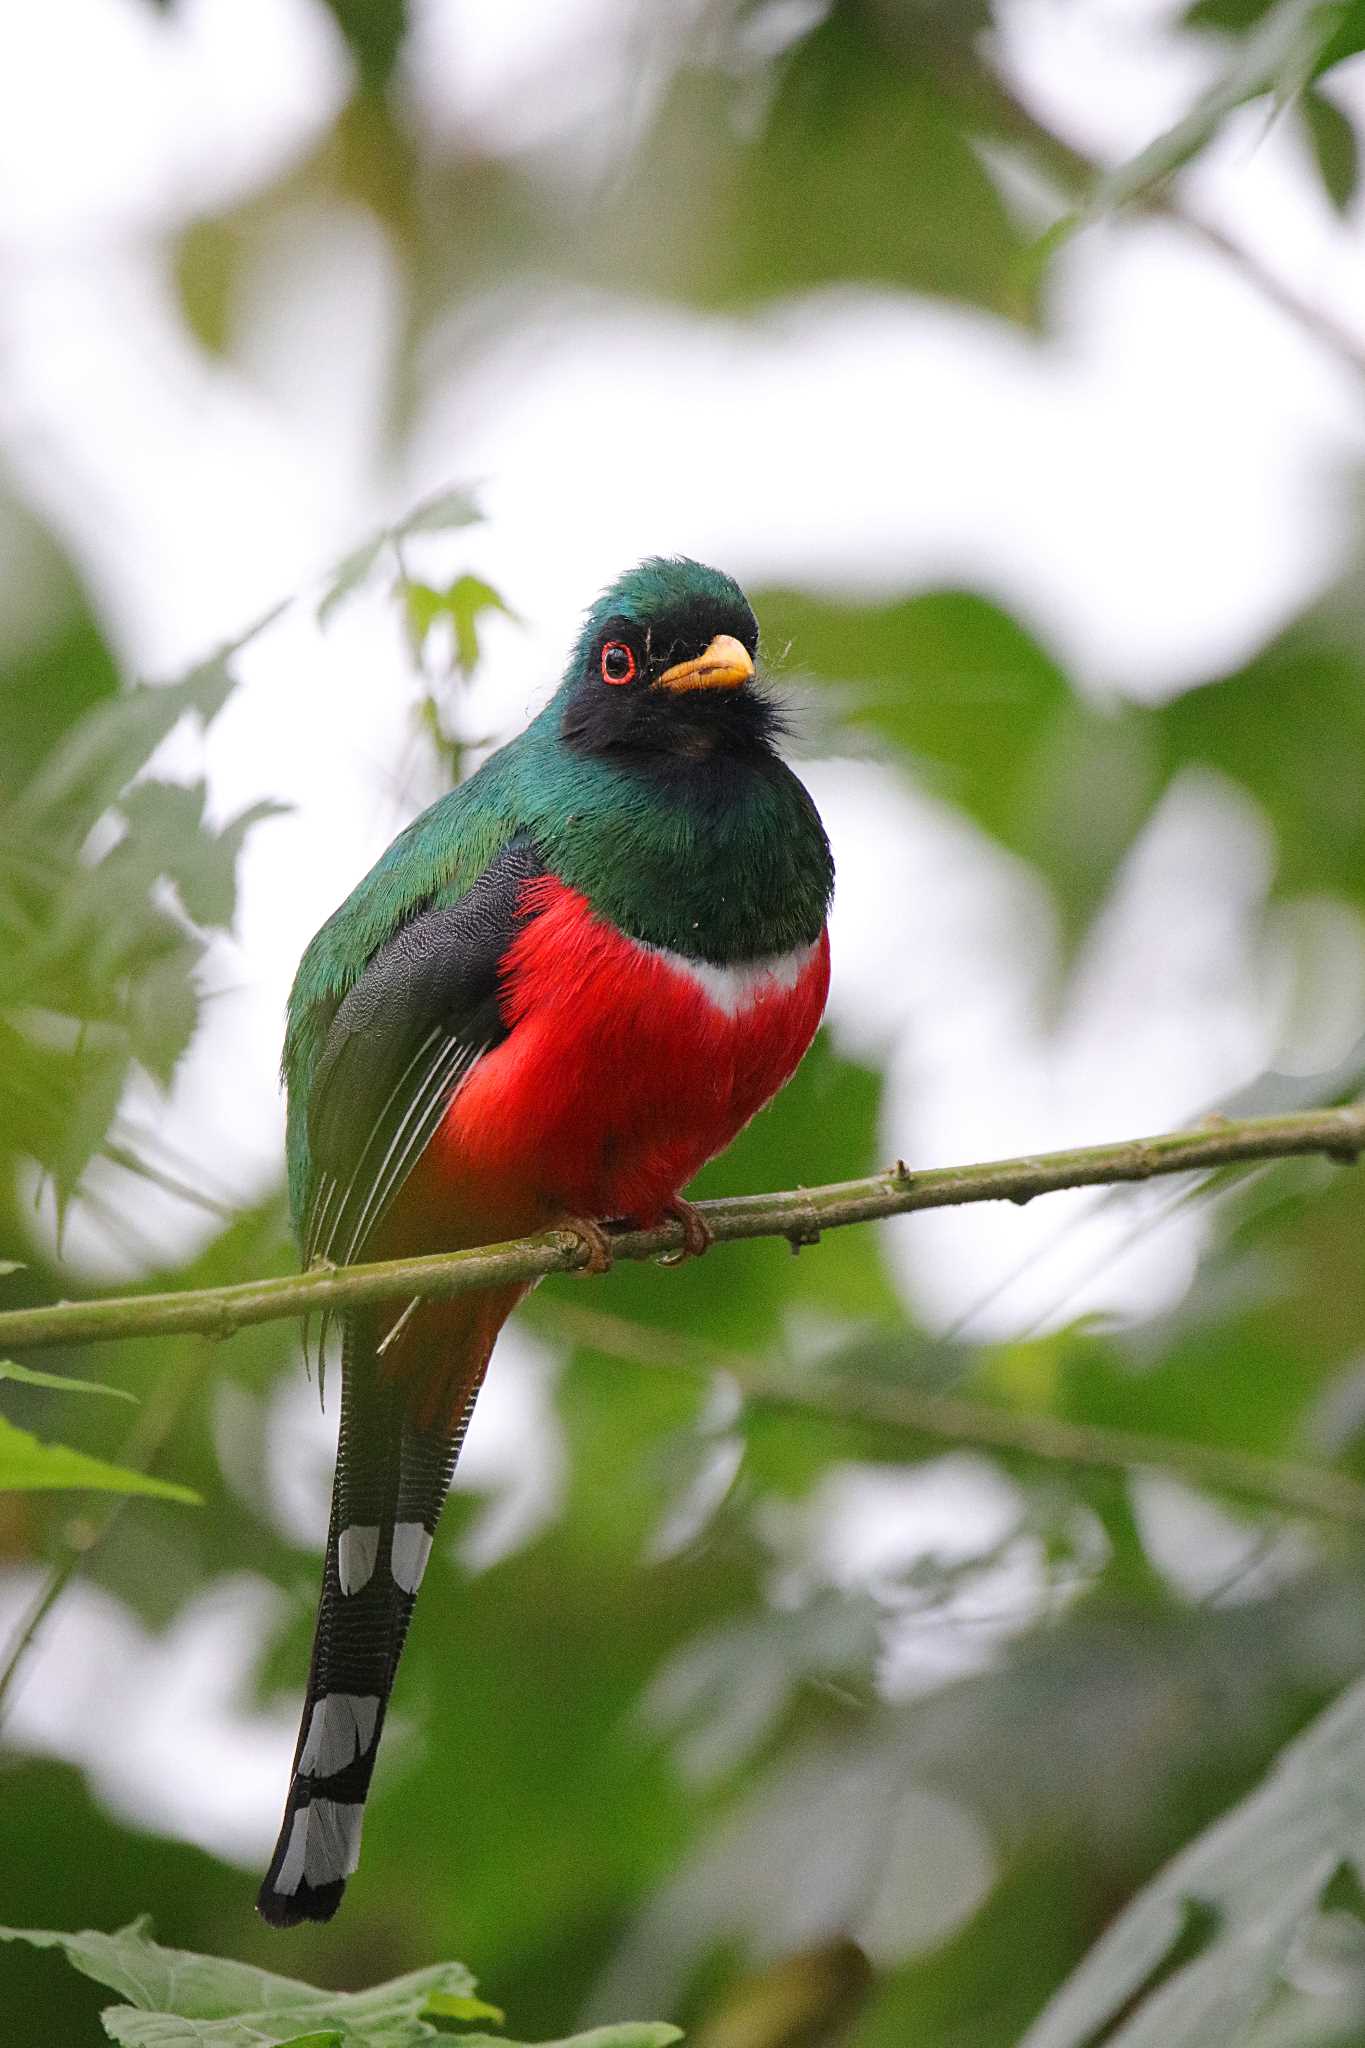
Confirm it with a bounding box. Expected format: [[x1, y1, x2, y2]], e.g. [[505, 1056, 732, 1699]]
[[658, 1194, 714, 1267], [564, 1214, 615, 1274]]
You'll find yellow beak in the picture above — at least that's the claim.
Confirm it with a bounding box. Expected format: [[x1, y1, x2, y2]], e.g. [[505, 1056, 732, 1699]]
[[656, 632, 754, 694]]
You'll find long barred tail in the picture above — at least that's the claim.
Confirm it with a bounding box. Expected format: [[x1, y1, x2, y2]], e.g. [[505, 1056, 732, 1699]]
[[257, 1309, 481, 1926]]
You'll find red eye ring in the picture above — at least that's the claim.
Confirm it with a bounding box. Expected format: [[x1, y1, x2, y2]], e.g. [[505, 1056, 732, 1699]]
[[600, 640, 636, 686]]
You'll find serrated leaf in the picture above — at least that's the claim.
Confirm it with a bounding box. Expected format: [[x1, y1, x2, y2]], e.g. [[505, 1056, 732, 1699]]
[[1018, 1673, 1365, 2046], [0, 1358, 135, 1401], [403, 574, 514, 678], [0, 1920, 319, 2016], [0, 1923, 677, 2048], [0, 1419, 200, 1502], [114, 782, 285, 933]]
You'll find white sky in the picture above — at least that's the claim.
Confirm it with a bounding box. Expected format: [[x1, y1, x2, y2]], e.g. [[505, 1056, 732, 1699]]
[[2, 0, 1365, 1873]]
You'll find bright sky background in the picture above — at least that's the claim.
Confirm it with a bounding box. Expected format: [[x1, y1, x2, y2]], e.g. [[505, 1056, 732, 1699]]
[[2, 0, 1365, 1875]]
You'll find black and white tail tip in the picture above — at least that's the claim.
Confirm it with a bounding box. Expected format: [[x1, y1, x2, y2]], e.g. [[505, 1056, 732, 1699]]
[[256, 1512, 435, 1927]]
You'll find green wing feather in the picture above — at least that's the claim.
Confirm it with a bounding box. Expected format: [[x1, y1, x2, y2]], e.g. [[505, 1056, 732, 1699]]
[[282, 743, 526, 1244]]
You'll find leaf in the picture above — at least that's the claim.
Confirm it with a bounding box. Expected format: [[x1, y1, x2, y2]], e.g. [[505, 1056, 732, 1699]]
[[1315, 0, 1365, 73], [317, 535, 388, 627], [0, 1260, 23, 1277], [1017, 1673, 1365, 2046], [0, 1919, 326, 2017], [604, 7, 1030, 320], [9, 661, 237, 846], [1154, 624, 1365, 917], [1303, 85, 1360, 209], [101, 2019, 341, 2048], [422, 1991, 505, 2023], [114, 781, 284, 933], [101, 2015, 343, 2048], [456, 2033, 681, 2048], [0, 1358, 135, 1402], [404, 575, 516, 677], [1061, 0, 1360, 230], [396, 486, 483, 539], [317, 0, 408, 94], [0, 1922, 677, 2048], [0, 1418, 200, 1503], [316, 488, 482, 627], [756, 584, 1157, 943], [1186, 0, 1279, 26]]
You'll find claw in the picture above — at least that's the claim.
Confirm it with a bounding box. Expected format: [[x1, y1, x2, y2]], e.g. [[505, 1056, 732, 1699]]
[[565, 1214, 615, 1274], [658, 1194, 714, 1267]]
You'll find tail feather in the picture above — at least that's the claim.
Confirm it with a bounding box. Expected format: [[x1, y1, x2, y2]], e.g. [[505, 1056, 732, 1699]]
[[257, 1310, 482, 1927]]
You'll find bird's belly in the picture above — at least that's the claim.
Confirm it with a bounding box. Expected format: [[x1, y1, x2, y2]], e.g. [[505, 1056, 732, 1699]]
[[427, 875, 829, 1228]]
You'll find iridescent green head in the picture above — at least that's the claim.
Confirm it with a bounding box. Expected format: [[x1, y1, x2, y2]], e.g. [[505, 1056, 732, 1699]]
[[558, 556, 776, 765]]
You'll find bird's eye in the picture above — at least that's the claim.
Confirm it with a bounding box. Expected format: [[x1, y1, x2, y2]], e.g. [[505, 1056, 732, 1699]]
[[600, 640, 636, 685]]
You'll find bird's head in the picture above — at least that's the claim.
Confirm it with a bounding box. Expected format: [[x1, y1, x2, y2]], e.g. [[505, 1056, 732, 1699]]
[[558, 557, 778, 767]]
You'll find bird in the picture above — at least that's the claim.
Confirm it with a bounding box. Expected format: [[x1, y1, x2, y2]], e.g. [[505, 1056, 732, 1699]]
[[258, 556, 834, 1925]]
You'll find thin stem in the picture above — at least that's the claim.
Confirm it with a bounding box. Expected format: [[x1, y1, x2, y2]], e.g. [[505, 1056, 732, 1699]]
[[0, 1106, 1361, 1354]]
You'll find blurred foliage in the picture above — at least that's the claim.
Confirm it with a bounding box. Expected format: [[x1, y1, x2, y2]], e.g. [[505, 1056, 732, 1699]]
[[1019, 1670, 1365, 2047], [5, 4, 1365, 2048], [1066, 0, 1365, 224]]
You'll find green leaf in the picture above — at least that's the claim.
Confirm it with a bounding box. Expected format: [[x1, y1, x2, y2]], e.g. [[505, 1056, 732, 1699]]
[[317, 0, 408, 94], [101, 2020, 341, 2048], [756, 584, 1157, 943], [1303, 86, 1360, 208], [456, 2033, 681, 2048], [422, 1991, 506, 2023], [1154, 624, 1365, 916], [403, 574, 515, 677], [605, 7, 1030, 320], [8, 660, 236, 847], [0, 1358, 135, 1401], [0, 1919, 326, 2018], [114, 781, 286, 934], [1186, 0, 1279, 26], [1018, 1673, 1365, 2046], [317, 489, 482, 628], [0, 1922, 675, 2048], [1315, 0, 1365, 72], [0, 1418, 199, 1503]]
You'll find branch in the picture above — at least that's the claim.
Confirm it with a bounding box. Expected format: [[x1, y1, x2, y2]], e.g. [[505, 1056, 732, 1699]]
[[1, 1107, 1362, 1353], [536, 1301, 1365, 1526]]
